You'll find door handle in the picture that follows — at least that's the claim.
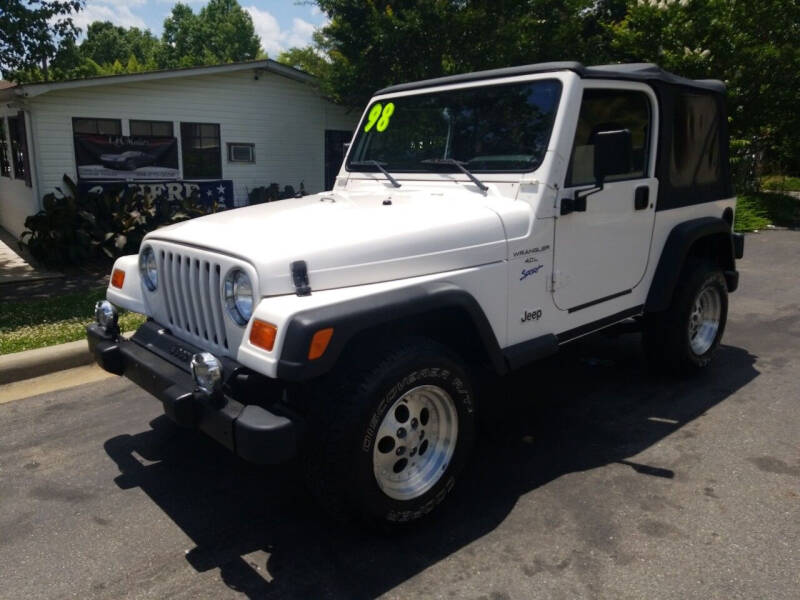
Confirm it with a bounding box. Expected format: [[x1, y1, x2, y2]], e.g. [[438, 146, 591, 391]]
[[634, 186, 649, 210]]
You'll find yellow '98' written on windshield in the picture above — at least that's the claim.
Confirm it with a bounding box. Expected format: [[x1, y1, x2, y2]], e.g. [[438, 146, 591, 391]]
[[363, 102, 395, 132]]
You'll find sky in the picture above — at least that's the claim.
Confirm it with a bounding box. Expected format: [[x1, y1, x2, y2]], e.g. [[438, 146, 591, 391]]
[[72, 0, 328, 56]]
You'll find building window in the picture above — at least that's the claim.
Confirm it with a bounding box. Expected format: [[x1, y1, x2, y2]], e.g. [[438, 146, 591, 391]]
[[72, 117, 122, 135], [7, 115, 30, 184], [0, 119, 10, 177], [180, 122, 221, 179], [130, 120, 174, 137], [227, 142, 255, 163]]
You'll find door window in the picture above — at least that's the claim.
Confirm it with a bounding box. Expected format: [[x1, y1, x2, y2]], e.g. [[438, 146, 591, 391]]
[[566, 89, 651, 186]]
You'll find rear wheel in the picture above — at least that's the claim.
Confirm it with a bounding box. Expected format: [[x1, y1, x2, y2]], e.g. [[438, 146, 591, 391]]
[[643, 260, 728, 374], [303, 337, 476, 527]]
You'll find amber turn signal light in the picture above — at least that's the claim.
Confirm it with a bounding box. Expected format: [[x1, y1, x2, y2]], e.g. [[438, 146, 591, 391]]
[[111, 269, 125, 288], [308, 327, 334, 360], [249, 319, 277, 351]]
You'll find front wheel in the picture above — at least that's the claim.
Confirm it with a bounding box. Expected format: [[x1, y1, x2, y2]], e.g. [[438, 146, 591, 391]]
[[643, 260, 728, 374], [303, 337, 476, 527]]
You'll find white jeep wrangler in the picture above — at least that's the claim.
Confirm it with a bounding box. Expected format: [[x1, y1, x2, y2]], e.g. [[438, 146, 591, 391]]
[[88, 62, 744, 527]]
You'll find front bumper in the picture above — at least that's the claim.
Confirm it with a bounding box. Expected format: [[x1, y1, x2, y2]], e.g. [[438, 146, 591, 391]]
[[87, 321, 298, 464]]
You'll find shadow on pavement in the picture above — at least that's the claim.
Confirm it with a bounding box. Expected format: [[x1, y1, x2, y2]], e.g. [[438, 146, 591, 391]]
[[103, 331, 758, 599]]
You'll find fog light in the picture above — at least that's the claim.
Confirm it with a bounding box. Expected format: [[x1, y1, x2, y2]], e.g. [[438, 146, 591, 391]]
[[95, 300, 118, 330], [190, 352, 222, 396]]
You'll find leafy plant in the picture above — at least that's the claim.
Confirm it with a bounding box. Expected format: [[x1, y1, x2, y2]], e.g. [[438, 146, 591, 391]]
[[247, 181, 305, 205], [730, 137, 761, 194], [735, 192, 800, 232], [761, 175, 800, 193], [20, 174, 223, 267]]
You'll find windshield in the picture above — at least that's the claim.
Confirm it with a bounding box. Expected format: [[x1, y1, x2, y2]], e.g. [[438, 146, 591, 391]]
[[347, 79, 562, 173]]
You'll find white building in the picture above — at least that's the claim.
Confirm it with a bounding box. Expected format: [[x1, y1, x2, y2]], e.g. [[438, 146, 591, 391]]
[[0, 60, 357, 237]]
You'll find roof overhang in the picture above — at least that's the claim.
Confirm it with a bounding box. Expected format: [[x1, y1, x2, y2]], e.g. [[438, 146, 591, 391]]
[[5, 59, 316, 100]]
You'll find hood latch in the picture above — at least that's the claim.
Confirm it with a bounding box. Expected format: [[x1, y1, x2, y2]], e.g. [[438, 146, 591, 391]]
[[290, 261, 312, 296]]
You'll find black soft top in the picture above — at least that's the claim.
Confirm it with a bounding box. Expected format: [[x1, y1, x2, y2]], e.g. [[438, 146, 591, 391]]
[[375, 62, 725, 95], [375, 61, 731, 211]]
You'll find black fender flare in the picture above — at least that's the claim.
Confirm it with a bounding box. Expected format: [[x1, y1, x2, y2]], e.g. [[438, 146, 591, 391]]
[[275, 281, 508, 381], [645, 216, 737, 313]]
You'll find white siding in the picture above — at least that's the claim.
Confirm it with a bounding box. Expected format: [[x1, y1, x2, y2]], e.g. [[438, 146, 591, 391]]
[[0, 107, 37, 237], [28, 69, 358, 209]]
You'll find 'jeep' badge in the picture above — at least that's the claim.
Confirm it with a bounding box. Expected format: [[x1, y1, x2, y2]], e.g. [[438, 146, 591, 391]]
[[521, 309, 543, 323]]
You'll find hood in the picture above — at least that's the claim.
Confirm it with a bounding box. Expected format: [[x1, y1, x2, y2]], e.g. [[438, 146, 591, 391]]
[[147, 187, 508, 295]]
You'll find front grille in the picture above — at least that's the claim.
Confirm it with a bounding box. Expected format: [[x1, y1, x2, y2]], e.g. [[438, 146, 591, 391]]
[[157, 249, 228, 351]]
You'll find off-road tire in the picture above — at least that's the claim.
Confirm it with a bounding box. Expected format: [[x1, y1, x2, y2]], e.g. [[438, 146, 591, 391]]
[[643, 260, 728, 375], [302, 337, 476, 528]]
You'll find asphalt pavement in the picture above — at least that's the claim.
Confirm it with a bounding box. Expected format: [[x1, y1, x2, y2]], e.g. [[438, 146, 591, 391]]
[[0, 231, 798, 599]]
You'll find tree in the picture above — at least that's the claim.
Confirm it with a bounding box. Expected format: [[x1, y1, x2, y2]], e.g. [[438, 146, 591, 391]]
[[277, 34, 331, 78], [158, 0, 260, 69], [159, 3, 202, 68], [296, 0, 610, 107], [80, 21, 160, 67], [0, 0, 85, 80], [611, 0, 800, 174], [293, 0, 799, 175], [198, 0, 260, 63]]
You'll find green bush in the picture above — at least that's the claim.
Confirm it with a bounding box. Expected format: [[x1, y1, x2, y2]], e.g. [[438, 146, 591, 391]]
[[20, 175, 224, 267], [761, 175, 800, 193], [735, 192, 800, 232], [247, 181, 305, 205]]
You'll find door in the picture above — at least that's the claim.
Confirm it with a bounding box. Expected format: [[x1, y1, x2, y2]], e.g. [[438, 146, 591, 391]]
[[324, 129, 353, 190], [552, 87, 657, 312]]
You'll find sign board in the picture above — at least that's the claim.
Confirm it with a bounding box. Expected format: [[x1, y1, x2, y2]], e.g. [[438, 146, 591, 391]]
[[77, 180, 235, 208], [74, 135, 180, 180]]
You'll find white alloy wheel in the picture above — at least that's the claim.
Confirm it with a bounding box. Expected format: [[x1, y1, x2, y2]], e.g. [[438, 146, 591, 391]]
[[688, 285, 722, 355], [372, 385, 459, 501]]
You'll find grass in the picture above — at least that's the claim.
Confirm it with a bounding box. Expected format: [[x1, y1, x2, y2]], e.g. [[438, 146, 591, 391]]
[[761, 175, 800, 193], [735, 192, 800, 232], [0, 287, 145, 355]]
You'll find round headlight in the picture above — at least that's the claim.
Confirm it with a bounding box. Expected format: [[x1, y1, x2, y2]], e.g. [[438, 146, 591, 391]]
[[224, 269, 253, 325], [139, 246, 157, 291]]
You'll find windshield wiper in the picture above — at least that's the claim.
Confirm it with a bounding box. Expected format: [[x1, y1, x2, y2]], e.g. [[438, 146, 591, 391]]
[[350, 160, 401, 188], [420, 158, 488, 192]]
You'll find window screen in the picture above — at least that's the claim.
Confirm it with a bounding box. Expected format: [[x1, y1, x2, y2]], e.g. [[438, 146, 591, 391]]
[[567, 89, 651, 186], [0, 119, 9, 177], [130, 120, 174, 137], [670, 93, 721, 187], [72, 118, 122, 135], [180, 122, 221, 179]]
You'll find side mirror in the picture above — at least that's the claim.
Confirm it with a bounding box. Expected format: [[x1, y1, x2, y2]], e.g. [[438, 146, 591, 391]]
[[593, 129, 632, 183]]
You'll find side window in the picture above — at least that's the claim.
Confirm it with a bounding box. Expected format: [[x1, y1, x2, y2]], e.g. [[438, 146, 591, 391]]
[[180, 122, 221, 179], [670, 93, 720, 187], [567, 89, 651, 186]]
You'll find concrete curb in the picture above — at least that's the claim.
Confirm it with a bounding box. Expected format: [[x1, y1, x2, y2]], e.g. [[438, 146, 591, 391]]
[[0, 339, 93, 385], [0, 332, 133, 385]]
